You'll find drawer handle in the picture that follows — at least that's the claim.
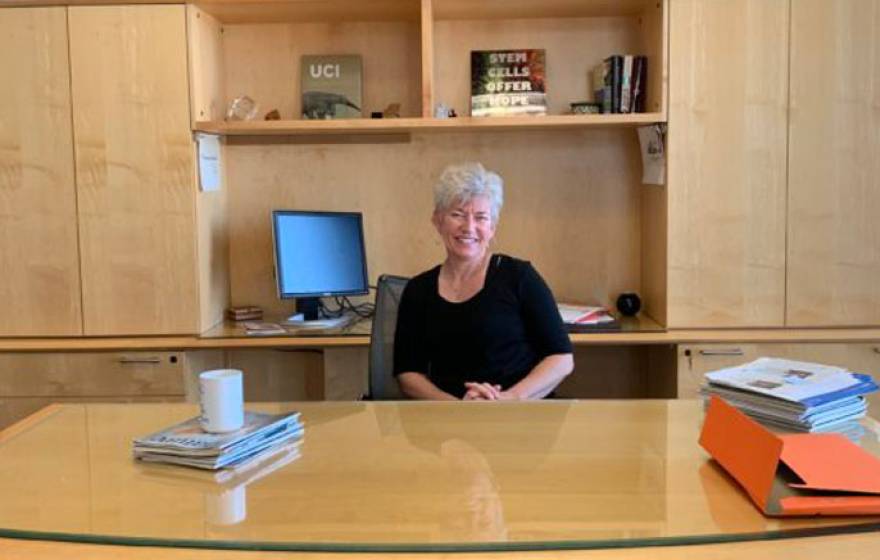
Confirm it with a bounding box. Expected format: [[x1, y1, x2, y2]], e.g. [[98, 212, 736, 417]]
[[874, 347, 880, 355], [699, 349, 744, 357], [118, 357, 162, 365]]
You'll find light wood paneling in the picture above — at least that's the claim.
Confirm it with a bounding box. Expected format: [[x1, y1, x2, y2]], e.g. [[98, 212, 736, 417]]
[[221, 19, 422, 120], [555, 345, 677, 398], [187, 4, 225, 123], [787, 0, 880, 326], [420, 0, 434, 117], [68, 5, 199, 335], [224, 129, 643, 317], [197, 0, 421, 24], [0, 352, 186, 398], [667, 0, 788, 328], [224, 349, 323, 401], [187, 5, 231, 333], [0, 7, 82, 336]]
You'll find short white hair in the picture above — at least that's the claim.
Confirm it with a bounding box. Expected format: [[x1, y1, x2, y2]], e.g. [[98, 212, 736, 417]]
[[433, 162, 504, 221]]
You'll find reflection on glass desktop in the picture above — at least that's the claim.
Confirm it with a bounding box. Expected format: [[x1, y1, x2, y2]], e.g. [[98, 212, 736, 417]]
[[271, 210, 369, 327]]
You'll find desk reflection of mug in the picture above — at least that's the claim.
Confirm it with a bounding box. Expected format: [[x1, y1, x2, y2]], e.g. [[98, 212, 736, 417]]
[[206, 485, 247, 526]]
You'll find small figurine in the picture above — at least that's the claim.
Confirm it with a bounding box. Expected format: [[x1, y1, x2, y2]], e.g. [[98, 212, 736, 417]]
[[264, 109, 281, 120], [448, 108, 458, 118], [382, 103, 401, 118]]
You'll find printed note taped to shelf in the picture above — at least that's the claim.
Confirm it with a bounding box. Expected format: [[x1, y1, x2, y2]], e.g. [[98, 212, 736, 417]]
[[197, 132, 222, 192]]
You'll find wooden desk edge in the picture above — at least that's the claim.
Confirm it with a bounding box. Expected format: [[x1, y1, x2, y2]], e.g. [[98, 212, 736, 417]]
[[0, 329, 877, 352]]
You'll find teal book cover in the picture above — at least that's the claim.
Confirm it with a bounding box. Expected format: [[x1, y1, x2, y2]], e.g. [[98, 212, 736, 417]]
[[300, 55, 363, 119]]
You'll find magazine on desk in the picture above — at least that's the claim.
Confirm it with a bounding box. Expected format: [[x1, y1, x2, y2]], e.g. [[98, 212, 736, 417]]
[[133, 411, 304, 470], [704, 358, 875, 405]]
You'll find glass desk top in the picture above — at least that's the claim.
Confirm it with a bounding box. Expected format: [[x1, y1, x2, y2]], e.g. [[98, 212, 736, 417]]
[[1, 400, 879, 552]]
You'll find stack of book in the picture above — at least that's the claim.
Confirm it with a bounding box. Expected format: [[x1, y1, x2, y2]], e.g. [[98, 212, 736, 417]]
[[557, 303, 619, 331], [701, 357, 878, 433], [591, 54, 647, 114], [133, 411, 304, 470]]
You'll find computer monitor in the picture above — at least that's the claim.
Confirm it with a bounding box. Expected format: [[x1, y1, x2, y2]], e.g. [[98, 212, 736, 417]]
[[271, 210, 369, 321]]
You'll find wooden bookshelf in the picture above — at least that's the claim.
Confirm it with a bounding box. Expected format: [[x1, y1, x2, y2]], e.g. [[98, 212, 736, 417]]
[[195, 113, 665, 136]]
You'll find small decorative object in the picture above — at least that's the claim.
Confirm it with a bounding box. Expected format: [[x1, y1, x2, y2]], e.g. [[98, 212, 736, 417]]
[[434, 103, 449, 119], [448, 108, 458, 117], [616, 293, 642, 317], [226, 305, 263, 322], [471, 49, 546, 117], [382, 102, 401, 118], [300, 54, 363, 119], [570, 102, 601, 114], [264, 109, 281, 120], [226, 96, 259, 121], [370, 111, 383, 119]]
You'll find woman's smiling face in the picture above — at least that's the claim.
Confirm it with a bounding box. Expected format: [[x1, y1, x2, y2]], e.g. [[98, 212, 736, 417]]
[[433, 195, 496, 262]]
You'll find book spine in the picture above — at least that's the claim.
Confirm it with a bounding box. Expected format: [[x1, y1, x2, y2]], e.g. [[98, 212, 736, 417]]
[[620, 55, 633, 113], [633, 55, 647, 113]]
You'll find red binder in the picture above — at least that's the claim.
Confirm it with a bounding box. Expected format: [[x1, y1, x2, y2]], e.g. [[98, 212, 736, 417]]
[[699, 396, 880, 516]]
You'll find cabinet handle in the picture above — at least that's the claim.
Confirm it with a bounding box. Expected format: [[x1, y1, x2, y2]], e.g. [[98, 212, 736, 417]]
[[874, 347, 880, 355], [698, 348, 744, 357], [118, 357, 162, 365]]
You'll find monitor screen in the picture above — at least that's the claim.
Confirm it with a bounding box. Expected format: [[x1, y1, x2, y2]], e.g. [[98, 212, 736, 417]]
[[272, 210, 369, 299]]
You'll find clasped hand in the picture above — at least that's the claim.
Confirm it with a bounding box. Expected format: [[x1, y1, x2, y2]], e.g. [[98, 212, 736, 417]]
[[462, 382, 519, 401]]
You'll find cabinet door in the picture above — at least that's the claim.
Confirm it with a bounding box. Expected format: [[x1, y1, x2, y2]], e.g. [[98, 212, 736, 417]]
[[787, 0, 880, 326], [678, 342, 880, 410], [68, 5, 198, 335], [0, 7, 82, 335], [667, 0, 788, 327]]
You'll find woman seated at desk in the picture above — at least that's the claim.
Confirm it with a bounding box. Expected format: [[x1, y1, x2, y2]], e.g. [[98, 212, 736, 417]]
[[394, 162, 574, 400]]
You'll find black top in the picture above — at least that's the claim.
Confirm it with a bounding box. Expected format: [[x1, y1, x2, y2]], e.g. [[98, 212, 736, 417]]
[[393, 254, 572, 398]]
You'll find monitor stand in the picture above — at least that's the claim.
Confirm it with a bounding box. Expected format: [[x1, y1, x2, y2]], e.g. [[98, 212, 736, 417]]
[[284, 297, 353, 330]]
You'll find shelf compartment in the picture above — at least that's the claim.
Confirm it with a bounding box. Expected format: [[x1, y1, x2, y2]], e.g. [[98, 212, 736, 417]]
[[194, 0, 421, 25]]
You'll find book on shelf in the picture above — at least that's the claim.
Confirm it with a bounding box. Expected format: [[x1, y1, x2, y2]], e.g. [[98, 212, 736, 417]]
[[301, 54, 363, 120], [133, 411, 304, 470], [700, 357, 878, 432], [471, 49, 546, 117], [598, 54, 647, 114]]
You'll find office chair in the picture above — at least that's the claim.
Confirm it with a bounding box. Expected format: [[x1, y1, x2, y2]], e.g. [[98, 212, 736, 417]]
[[366, 274, 409, 400]]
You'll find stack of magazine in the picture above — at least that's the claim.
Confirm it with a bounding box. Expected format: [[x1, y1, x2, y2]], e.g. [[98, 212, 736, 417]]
[[133, 411, 304, 470], [700, 357, 878, 433]]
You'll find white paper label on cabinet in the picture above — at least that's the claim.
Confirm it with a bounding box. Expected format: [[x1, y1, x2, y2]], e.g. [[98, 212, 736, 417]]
[[196, 133, 222, 192]]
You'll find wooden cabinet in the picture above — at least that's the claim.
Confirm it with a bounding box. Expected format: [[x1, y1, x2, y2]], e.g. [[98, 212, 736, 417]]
[[0, 7, 82, 336], [0, 350, 190, 429], [667, 0, 879, 329], [676, 342, 880, 405], [666, 0, 789, 328], [787, 0, 880, 326], [0, 4, 228, 337], [69, 5, 201, 335]]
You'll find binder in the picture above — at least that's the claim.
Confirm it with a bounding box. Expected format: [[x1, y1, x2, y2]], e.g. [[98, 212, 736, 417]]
[[699, 396, 880, 516]]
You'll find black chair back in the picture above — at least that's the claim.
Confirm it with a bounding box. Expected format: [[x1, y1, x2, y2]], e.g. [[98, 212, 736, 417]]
[[367, 274, 409, 400]]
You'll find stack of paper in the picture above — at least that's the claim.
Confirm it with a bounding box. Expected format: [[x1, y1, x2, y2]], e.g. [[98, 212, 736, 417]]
[[557, 303, 619, 331], [701, 358, 878, 432], [133, 411, 304, 470]]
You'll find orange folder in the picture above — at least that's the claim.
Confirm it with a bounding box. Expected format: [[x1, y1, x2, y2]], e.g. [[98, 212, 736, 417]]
[[699, 396, 880, 516]]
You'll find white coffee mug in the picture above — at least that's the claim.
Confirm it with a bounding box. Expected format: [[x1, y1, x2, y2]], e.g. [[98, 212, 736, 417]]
[[199, 369, 244, 433]]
